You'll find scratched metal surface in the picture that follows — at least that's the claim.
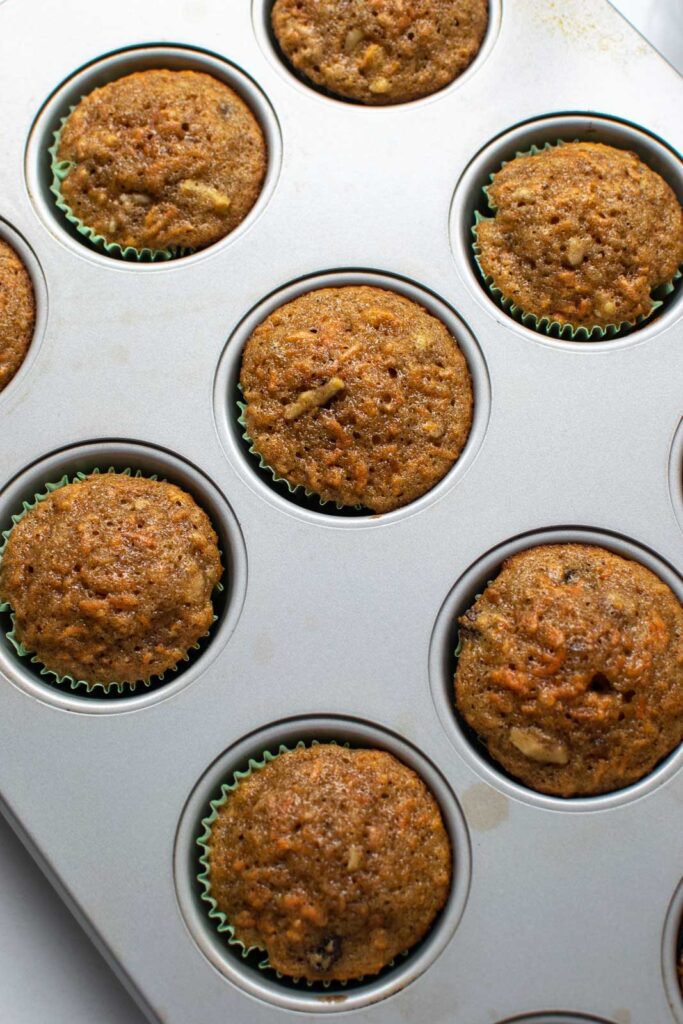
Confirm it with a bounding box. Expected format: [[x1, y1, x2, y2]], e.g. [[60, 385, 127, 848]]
[[0, 2, 681, 1023]]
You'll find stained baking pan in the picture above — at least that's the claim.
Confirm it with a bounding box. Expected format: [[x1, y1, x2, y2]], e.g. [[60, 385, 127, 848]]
[[0, 1, 682, 1022]]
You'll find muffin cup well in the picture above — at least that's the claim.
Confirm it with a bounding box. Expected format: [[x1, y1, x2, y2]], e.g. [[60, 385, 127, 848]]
[[216, 270, 490, 525], [0, 468, 221, 696], [662, 875, 683, 1024], [472, 140, 682, 341], [196, 738, 403, 988], [48, 110, 192, 262], [178, 716, 470, 1012], [256, 0, 503, 108], [430, 527, 683, 811]]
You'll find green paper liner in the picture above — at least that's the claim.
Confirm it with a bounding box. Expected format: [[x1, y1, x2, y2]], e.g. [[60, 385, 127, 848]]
[[48, 107, 193, 262], [471, 139, 683, 340], [0, 468, 222, 696], [196, 739, 401, 988], [236, 388, 366, 513]]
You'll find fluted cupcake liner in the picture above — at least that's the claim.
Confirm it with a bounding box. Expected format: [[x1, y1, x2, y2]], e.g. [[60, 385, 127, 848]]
[[472, 140, 682, 340], [48, 108, 193, 262], [0, 468, 221, 696], [196, 738, 399, 988], [236, 390, 365, 512]]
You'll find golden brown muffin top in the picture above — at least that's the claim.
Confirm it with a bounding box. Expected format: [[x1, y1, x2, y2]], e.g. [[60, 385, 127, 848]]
[[0, 239, 35, 392], [455, 544, 683, 797], [0, 474, 223, 686], [475, 142, 683, 329], [207, 744, 452, 981], [272, 0, 488, 105], [240, 286, 473, 512], [56, 69, 267, 252]]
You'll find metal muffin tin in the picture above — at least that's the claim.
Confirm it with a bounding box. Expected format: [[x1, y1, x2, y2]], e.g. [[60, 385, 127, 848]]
[[0, 0, 681, 1021]]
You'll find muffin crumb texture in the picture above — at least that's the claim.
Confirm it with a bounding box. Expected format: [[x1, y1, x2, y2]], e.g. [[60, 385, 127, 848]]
[[455, 544, 683, 796], [206, 744, 452, 980], [56, 69, 267, 252], [475, 142, 683, 329], [272, 0, 488, 104], [0, 239, 35, 392], [0, 474, 223, 685], [240, 285, 473, 512]]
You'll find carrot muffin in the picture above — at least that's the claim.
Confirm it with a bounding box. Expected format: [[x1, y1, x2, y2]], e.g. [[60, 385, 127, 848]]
[[271, 0, 488, 105], [54, 69, 267, 253], [0, 474, 223, 686], [475, 142, 683, 330], [204, 744, 451, 981], [455, 544, 683, 797], [0, 239, 35, 392], [240, 285, 473, 512]]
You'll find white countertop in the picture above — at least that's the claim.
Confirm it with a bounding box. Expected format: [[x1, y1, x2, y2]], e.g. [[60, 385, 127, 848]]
[[612, 0, 683, 71], [1, 3, 680, 1022]]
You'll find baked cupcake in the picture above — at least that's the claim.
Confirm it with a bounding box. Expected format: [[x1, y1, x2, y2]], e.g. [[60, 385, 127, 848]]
[[239, 285, 473, 512], [474, 142, 683, 332], [0, 239, 35, 392], [200, 743, 451, 981], [52, 69, 267, 255], [271, 0, 488, 105], [455, 544, 683, 797], [0, 473, 223, 688]]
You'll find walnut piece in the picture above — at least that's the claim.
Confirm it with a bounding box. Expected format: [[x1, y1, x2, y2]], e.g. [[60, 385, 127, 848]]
[[509, 727, 569, 765], [369, 77, 391, 94], [346, 846, 363, 872], [566, 237, 587, 267], [284, 377, 345, 421], [178, 179, 232, 214], [344, 28, 365, 53]]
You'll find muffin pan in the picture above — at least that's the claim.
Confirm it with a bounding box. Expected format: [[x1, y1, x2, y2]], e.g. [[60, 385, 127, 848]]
[[1, 0, 682, 1022]]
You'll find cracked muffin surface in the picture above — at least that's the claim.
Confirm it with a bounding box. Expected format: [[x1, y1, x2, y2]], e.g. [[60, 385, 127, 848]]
[[206, 744, 452, 981], [455, 544, 683, 796], [55, 69, 266, 252], [0, 239, 35, 392], [475, 142, 683, 329], [240, 285, 473, 512], [0, 474, 223, 685], [272, 0, 488, 104]]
